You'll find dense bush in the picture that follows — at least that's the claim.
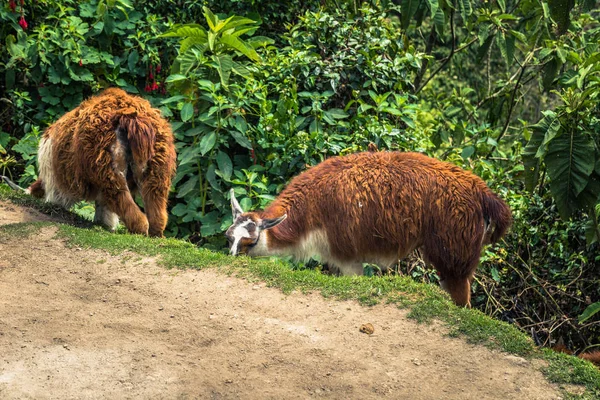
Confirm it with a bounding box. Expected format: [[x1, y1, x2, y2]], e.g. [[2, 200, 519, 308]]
[[1, 0, 598, 352]]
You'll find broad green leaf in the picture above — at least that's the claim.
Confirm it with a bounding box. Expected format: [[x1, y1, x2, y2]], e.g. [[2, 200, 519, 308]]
[[171, 203, 188, 217], [165, 74, 188, 83], [584, 216, 599, 244], [547, 0, 575, 35], [542, 58, 559, 90], [178, 144, 201, 166], [505, 35, 515, 65], [425, 0, 439, 17], [509, 30, 527, 43], [325, 108, 349, 119], [220, 34, 259, 61], [159, 24, 207, 39], [230, 130, 253, 149], [540, 115, 561, 150], [433, 7, 445, 35], [216, 151, 233, 181], [213, 16, 234, 33], [206, 164, 220, 190], [181, 102, 194, 122], [476, 35, 494, 64], [577, 173, 600, 214], [457, 0, 472, 22], [382, 107, 403, 116], [401, 0, 420, 29], [207, 30, 216, 52], [213, 54, 233, 86], [546, 130, 595, 218], [523, 127, 546, 192], [497, 0, 506, 12], [180, 36, 207, 54], [496, 32, 509, 66], [234, 116, 247, 133], [221, 17, 258, 32], [578, 302, 600, 323], [199, 131, 217, 155], [203, 6, 218, 31], [176, 175, 199, 198], [240, 197, 253, 211], [461, 146, 475, 159]]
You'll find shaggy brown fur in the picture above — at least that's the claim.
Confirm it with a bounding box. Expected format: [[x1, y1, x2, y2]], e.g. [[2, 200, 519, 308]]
[[578, 350, 600, 366], [28, 88, 176, 237], [229, 151, 512, 306]]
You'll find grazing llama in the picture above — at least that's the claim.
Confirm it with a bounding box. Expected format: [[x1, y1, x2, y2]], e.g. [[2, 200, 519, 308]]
[[226, 151, 511, 306]]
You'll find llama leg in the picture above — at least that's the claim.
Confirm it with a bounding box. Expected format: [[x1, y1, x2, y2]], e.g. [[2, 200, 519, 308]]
[[439, 276, 472, 307], [422, 238, 481, 307], [138, 152, 174, 238], [140, 179, 169, 237], [100, 184, 149, 235], [94, 199, 119, 231]]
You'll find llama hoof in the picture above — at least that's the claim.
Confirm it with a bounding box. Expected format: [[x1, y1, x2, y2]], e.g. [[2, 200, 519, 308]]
[[129, 217, 149, 236]]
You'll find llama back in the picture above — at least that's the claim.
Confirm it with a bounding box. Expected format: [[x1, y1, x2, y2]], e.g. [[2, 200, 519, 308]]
[[263, 151, 510, 261]]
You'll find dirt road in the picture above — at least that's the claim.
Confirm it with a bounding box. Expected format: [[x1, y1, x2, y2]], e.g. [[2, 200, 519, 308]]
[[0, 201, 563, 399]]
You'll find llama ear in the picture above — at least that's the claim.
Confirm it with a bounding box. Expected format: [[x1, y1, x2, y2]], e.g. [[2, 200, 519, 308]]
[[230, 188, 244, 219], [260, 214, 287, 230]]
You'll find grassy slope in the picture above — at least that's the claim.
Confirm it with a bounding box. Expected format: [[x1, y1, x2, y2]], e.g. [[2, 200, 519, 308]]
[[1, 184, 598, 398]]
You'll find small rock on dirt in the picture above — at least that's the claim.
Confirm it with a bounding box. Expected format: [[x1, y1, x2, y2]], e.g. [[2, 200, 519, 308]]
[[504, 355, 529, 367], [359, 323, 374, 335]]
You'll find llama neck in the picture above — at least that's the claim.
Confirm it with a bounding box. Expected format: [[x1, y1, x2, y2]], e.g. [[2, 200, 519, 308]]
[[248, 229, 284, 257]]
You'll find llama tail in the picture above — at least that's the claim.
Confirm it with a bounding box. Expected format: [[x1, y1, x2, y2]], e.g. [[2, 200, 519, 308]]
[[481, 189, 512, 244], [1, 176, 27, 192], [1, 176, 45, 198], [112, 108, 156, 167]]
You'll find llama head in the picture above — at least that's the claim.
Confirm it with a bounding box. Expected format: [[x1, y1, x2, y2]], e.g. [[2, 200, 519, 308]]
[[226, 189, 287, 256]]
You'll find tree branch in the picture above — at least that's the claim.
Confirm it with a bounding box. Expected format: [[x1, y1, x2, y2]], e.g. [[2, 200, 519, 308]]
[[415, 9, 456, 94], [413, 25, 437, 91]]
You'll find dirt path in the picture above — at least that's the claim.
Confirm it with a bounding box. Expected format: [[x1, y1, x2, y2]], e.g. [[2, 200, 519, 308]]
[[0, 201, 563, 399]]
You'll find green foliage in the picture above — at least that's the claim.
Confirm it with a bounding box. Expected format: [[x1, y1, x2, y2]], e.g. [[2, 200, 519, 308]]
[[579, 302, 600, 324], [523, 33, 600, 241], [160, 5, 430, 241], [543, 348, 600, 396]]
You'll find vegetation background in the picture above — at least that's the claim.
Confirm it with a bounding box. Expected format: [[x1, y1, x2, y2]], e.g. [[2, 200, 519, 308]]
[[1, 0, 598, 355]]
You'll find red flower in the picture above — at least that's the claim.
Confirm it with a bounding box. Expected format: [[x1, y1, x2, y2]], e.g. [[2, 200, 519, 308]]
[[9, 0, 16, 12], [19, 0, 24, 5], [151, 81, 159, 91], [149, 71, 154, 80], [18, 15, 27, 30], [144, 84, 151, 93], [156, 64, 162, 74], [79, 59, 83, 67]]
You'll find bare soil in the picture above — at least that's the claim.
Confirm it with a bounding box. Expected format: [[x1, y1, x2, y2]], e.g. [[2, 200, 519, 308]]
[[0, 200, 565, 399]]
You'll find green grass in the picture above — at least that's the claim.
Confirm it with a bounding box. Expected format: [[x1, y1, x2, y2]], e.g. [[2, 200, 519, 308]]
[[1, 183, 599, 398], [543, 349, 600, 398]]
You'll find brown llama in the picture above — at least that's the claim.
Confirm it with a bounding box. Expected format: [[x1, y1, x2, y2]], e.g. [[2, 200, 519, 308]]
[[226, 151, 512, 306], [2, 88, 176, 236]]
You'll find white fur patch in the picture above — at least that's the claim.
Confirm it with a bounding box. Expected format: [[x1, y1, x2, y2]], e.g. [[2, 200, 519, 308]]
[[94, 198, 119, 231], [230, 220, 254, 256], [37, 137, 75, 207], [249, 228, 392, 276], [250, 228, 333, 262], [291, 230, 330, 262]]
